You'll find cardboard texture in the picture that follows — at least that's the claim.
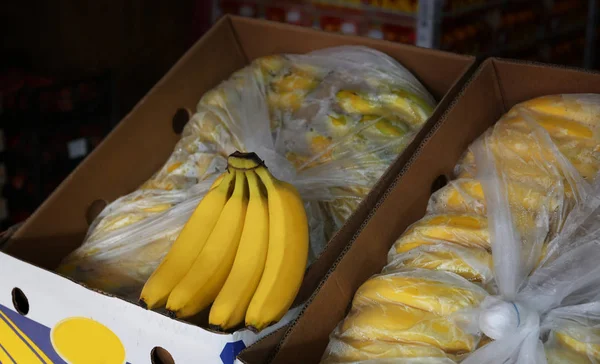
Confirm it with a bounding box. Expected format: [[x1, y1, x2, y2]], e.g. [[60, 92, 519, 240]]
[[0, 16, 473, 363], [269, 58, 600, 364]]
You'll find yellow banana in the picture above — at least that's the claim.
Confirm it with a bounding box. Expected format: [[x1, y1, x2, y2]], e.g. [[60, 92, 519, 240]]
[[336, 90, 381, 115], [271, 72, 318, 93], [392, 214, 490, 254], [340, 301, 475, 353], [353, 273, 486, 316], [517, 95, 600, 127], [245, 166, 308, 331], [555, 330, 600, 360], [139, 171, 234, 309], [322, 336, 456, 363], [209, 170, 269, 330], [166, 170, 248, 318], [268, 91, 304, 112], [379, 91, 431, 127], [546, 346, 591, 364], [360, 115, 409, 137], [385, 245, 493, 283], [430, 178, 556, 214]]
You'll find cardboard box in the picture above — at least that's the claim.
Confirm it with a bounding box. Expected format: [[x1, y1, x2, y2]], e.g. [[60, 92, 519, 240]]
[[0, 16, 473, 364], [269, 58, 600, 364]]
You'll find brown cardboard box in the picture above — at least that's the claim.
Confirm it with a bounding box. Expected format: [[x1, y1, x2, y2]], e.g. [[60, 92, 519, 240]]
[[0, 16, 473, 363], [268, 58, 600, 364]]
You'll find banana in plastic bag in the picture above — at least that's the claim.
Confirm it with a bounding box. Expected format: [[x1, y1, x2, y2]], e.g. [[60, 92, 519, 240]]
[[58, 46, 435, 299]]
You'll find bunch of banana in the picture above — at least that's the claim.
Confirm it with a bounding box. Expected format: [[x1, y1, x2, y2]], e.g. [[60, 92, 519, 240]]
[[139, 152, 309, 332], [322, 94, 600, 363]]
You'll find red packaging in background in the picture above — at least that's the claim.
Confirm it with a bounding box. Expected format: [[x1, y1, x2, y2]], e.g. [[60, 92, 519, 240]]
[[266, 4, 286, 22], [382, 23, 415, 44], [320, 15, 342, 33]]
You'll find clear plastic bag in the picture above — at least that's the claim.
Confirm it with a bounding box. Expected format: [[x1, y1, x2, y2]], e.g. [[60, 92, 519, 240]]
[[57, 46, 435, 299], [543, 301, 600, 363], [321, 94, 600, 363]]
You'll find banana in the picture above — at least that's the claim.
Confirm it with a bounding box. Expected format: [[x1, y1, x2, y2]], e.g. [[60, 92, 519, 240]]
[[209, 169, 269, 330], [339, 301, 475, 354], [546, 347, 591, 364], [245, 166, 309, 331], [271, 72, 318, 93], [268, 91, 304, 112], [385, 245, 493, 283], [352, 272, 486, 316], [139, 171, 234, 309], [166, 170, 248, 318], [336, 90, 381, 115], [360, 115, 409, 137], [321, 336, 456, 363], [392, 214, 490, 254], [379, 91, 432, 127], [555, 330, 600, 360], [518, 95, 600, 126], [429, 178, 556, 214]]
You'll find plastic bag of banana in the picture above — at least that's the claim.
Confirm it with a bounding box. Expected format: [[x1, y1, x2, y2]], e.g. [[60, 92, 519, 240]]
[[57, 46, 435, 330], [321, 94, 600, 363]]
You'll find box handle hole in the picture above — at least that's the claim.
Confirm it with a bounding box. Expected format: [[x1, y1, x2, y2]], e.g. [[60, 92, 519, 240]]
[[172, 108, 190, 135], [87, 199, 108, 225], [431, 174, 449, 194], [151, 346, 175, 364], [12, 287, 29, 315]]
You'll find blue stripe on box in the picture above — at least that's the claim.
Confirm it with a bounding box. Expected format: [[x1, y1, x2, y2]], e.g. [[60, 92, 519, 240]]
[[0, 304, 135, 364], [0, 304, 65, 363], [0, 312, 49, 363]]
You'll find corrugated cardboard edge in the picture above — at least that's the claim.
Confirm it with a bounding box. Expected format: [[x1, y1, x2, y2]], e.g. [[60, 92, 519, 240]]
[[489, 57, 600, 111], [236, 327, 287, 364]]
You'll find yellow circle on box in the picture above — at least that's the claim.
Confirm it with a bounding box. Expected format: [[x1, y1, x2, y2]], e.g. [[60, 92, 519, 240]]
[[51, 317, 126, 364]]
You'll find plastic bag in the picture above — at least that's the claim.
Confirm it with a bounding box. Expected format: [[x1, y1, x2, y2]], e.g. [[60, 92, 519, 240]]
[[57, 46, 435, 299], [321, 94, 600, 363]]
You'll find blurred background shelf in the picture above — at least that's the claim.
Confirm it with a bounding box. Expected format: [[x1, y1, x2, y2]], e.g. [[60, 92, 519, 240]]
[[212, 0, 598, 68]]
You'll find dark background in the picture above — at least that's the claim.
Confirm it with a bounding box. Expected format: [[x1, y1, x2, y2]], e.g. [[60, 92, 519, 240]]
[[0, 0, 596, 230]]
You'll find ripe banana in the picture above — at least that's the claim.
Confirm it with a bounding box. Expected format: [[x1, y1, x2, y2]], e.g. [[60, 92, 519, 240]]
[[546, 346, 591, 364], [352, 271, 486, 316], [245, 166, 309, 331], [339, 301, 475, 354], [209, 169, 269, 330], [166, 170, 248, 318], [139, 172, 234, 309], [428, 178, 557, 214], [321, 336, 456, 363], [385, 244, 493, 283], [392, 213, 490, 254], [555, 330, 600, 360]]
